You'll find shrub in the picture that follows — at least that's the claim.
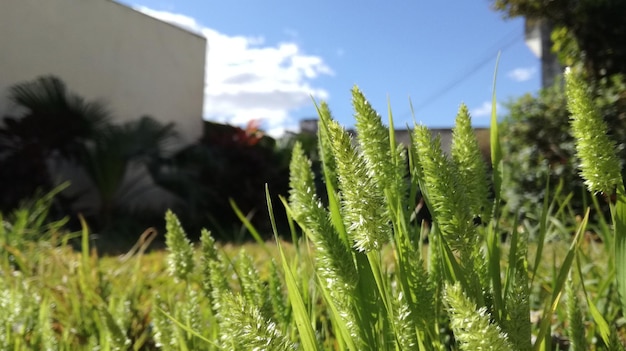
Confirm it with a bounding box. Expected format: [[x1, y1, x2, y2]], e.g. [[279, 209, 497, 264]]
[[150, 121, 292, 240]]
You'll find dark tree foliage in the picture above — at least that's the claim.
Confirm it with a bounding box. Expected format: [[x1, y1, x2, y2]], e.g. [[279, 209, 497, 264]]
[[0, 76, 300, 246], [491, 0, 626, 82], [0, 76, 110, 212], [150, 121, 293, 241], [0, 76, 180, 245]]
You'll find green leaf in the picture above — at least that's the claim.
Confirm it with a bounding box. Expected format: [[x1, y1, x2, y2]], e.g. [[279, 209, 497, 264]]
[[533, 208, 588, 351], [576, 250, 610, 346], [277, 239, 320, 351], [270, 188, 321, 351], [157, 307, 218, 348], [230, 198, 271, 255], [490, 52, 503, 204], [613, 186, 626, 314]]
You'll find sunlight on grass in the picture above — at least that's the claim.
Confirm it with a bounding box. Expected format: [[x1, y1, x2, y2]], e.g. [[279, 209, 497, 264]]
[[2, 69, 626, 349]]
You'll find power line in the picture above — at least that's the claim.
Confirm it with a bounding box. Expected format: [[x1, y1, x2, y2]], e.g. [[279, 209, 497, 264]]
[[409, 28, 523, 115]]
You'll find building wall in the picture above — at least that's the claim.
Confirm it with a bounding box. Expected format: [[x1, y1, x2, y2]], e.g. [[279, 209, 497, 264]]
[[0, 0, 207, 214], [525, 18, 562, 88], [394, 128, 490, 162], [0, 0, 206, 145], [298, 120, 490, 162]]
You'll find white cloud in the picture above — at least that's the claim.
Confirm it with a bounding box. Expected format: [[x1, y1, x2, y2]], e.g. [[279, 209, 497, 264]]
[[507, 67, 537, 82], [135, 6, 332, 137], [471, 101, 501, 118]]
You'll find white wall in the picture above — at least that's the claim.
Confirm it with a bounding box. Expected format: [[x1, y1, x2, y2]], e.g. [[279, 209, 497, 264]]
[[0, 0, 206, 145]]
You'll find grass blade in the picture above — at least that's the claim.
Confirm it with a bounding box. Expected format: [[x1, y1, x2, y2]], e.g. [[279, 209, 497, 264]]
[[533, 208, 588, 351], [613, 186, 626, 313], [230, 198, 271, 254], [531, 177, 553, 286], [490, 51, 503, 204], [268, 187, 321, 351], [575, 250, 610, 345], [157, 308, 218, 347]]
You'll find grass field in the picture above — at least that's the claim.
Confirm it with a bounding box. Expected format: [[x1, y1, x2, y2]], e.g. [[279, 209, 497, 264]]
[[2, 71, 626, 350]]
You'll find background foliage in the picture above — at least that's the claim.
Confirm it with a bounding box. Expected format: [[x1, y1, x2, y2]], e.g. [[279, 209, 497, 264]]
[[0, 76, 296, 245], [491, 0, 626, 82], [149, 121, 294, 240], [492, 0, 626, 219]]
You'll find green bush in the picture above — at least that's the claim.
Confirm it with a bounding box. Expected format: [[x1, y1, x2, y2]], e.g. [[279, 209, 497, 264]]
[[150, 121, 293, 241]]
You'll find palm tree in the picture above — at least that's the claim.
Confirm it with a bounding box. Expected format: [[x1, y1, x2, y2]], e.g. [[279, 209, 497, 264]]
[[1, 76, 178, 237], [79, 116, 177, 227], [0, 75, 110, 212]]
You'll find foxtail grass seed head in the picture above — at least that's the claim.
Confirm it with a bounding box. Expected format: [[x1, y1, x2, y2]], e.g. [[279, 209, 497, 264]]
[[164, 210, 195, 281], [152, 296, 177, 350], [566, 279, 587, 351], [220, 294, 296, 351], [565, 68, 621, 195], [237, 250, 270, 317], [38, 298, 58, 351], [413, 125, 475, 250], [352, 86, 397, 191], [288, 142, 318, 225], [504, 265, 531, 351], [200, 228, 218, 297], [327, 119, 391, 252], [402, 248, 436, 329], [268, 260, 290, 327], [608, 326, 625, 351], [288, 141, 358, 286], [99, 306, 131, 350], [317, 101, 339, 190], [182, 288, 203, 343], [200, 228, 218, 262], [451, 104, 491, 220], [208, 259, 230, 317], [445, 283, 513, 351], [395, 292, 419, 350]]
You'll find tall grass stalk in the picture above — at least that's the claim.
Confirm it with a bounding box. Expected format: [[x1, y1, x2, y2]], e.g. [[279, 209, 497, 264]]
[[566, 68, 626, 320]]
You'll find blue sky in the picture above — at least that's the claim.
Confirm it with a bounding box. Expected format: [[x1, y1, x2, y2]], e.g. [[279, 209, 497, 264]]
[[120, 0, 541, 136]]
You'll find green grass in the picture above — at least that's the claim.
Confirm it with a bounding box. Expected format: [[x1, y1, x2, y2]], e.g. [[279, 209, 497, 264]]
[[1, 68, 626, 350], [0, 212, 615, 350]]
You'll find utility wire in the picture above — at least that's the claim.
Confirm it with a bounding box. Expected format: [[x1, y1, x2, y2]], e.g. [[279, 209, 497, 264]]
[[409, 28, 523, 115]]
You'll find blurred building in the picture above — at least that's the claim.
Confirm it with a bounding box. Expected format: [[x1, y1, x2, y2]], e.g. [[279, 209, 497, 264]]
[[394, 128, 491, 162], [299, 118, 320, 134], [299, 119, 490, 161], [524, 18, 562, 88], [0, 0, 207, 215], [0, 0, 206, 145]]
